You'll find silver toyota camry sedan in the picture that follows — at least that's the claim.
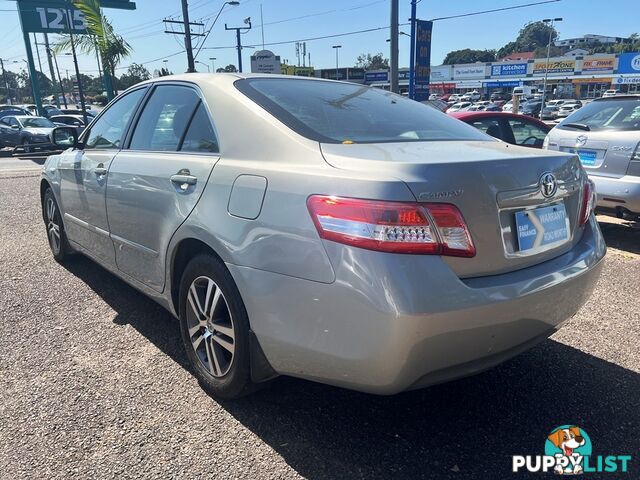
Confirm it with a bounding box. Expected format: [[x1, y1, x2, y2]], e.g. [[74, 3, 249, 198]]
[[41, 74, 605, 398]]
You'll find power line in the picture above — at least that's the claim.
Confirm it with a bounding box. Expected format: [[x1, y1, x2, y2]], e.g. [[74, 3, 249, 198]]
[[429, 0, 561, 22]]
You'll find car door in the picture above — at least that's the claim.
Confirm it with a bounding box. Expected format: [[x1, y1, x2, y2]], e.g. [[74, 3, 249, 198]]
[[105, 83, 220, 292], [0, 117, 21, 146], [506, 117, 550, 148], [57, 87, 147, 265]]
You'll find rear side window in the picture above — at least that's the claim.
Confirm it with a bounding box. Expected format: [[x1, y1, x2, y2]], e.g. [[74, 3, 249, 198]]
[[235, 78, 488, 144], [85, 88, 146, 149], [129, 85, 200, 151], [180, 103, 219, 153]]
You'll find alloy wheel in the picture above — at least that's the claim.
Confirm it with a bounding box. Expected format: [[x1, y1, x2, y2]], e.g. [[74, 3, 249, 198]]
[[186, 276, 235, 377], [46, 197, 61, 254]]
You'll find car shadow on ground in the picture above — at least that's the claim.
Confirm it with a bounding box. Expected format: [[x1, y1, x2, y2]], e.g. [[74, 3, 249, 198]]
[[598, 219, 640, 256], [63, 256, 640, 480]]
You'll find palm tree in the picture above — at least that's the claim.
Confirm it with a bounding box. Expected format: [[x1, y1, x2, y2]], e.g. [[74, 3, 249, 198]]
[[54, 0, 131, 99]]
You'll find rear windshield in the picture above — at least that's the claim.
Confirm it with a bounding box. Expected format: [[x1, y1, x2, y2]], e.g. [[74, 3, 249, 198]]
[[557, 98, 640, 131], [235, 78, 488, 144]]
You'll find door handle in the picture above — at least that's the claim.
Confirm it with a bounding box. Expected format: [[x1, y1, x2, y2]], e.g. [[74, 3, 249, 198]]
[[170, 170, 197, 190], [94, 166, 107, 176]]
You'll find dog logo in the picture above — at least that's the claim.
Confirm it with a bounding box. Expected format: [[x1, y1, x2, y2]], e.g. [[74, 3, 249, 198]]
[[545, 426, 591, 475], [512, 425, 633, 475]]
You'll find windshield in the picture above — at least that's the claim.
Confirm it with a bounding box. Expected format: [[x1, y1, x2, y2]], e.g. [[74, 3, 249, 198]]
[[20, 117, 54, 128], [558, 98, 640, 131], [235, 78, 488, 144]]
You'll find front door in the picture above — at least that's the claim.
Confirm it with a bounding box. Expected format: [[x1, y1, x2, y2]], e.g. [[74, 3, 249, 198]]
[[58, 87, 147, 265], [105, 84, 220, 291]]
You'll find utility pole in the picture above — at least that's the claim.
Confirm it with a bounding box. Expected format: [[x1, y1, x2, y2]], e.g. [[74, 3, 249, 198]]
[[389, 0, 399, 93], [540, 17, 562, 118], [42, 33, 59, 106], [33, 33, 44, 75], [66, 17, 88, 125], [182, 0, 195, 72], [408, 0, 417, 99], [209, 57, 216, 72], [0, 58, 11, 104], [225, 19, 252, 73], [332, 45, 341, 80]]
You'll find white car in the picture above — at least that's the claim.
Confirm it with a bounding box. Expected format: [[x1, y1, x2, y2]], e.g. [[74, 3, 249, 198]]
[[556, 103, 582, 118], [602, 90, 617, 98], [428, 93, 440, 101], [448, 94, 462, 103], [447, 101, 473, 112], [460, 90, 481, 102]]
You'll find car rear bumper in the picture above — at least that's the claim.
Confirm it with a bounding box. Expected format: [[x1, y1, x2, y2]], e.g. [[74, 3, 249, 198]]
[[591, 173, 640, 215], [229, 216, 605, 394]]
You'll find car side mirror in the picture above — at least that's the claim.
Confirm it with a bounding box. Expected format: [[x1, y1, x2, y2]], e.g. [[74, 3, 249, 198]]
[[50, 126, 80, 149], [11, 124, 20, 130]]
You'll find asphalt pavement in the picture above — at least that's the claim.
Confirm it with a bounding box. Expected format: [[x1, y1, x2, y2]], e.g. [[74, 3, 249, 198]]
[[0, 167, 638, 479]]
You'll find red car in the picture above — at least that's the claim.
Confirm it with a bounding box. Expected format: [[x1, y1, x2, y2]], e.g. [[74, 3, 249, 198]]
[[449, 111, 551, 148]]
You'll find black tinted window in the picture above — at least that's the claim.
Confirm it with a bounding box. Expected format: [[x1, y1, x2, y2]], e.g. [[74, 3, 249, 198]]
[[180, 103, 218, 153], [129, 85, 200, 151], [85, 88, 145, 149], [236, 78, 488, 144]]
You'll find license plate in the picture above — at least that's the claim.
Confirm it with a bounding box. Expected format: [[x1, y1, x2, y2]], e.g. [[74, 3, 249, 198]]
[[515, 203, 569, 252], [576, 149, 597, 166]]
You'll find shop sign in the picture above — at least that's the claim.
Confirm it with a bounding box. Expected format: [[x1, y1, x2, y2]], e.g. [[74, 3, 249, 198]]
[[532, 59, 575, 75]]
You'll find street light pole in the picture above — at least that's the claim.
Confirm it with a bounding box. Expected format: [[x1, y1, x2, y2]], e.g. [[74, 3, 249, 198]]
[[225, 19, 252, 73], [210, 57, 216, 72], [332, 45, 342, 80], [541, 17, 562, 118], [389, 0, 399, 93], [195, 61, 210, 72]]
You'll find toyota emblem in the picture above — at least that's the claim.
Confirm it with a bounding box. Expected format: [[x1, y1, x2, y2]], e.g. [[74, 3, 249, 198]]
[[540, 173, 558, 198], [576, 135, 588, 147]]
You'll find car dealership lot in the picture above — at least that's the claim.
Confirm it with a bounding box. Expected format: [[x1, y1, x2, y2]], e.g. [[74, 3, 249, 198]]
[[0, 170, 638, 479]]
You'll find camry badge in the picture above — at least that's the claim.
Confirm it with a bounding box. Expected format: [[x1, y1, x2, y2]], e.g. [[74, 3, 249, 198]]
[[540, 173, 557, 198]]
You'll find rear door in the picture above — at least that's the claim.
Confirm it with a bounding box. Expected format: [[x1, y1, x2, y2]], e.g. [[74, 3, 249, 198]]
[[105, 83, 219, 292], [0, 117, 20, 146]]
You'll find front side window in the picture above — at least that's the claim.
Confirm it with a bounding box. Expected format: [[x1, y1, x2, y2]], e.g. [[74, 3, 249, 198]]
[[508, 119, 548, 147], [235, 78, 488, 144], [21, 117, 54, 128], [129, 85, 200, 151], [84, 88, 146, 149]]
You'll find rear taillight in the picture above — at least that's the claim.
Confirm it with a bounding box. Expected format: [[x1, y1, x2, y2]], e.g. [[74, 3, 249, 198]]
[[579, 180, 596, 226], [307, 195, 476, 257]]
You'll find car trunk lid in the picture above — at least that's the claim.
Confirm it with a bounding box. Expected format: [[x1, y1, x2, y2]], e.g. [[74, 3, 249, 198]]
[[553, 129, 639, 179], [321, 140, 586, 278]]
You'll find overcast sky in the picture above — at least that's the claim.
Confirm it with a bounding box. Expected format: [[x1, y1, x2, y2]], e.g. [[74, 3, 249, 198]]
[[0, 0, 638, 77]]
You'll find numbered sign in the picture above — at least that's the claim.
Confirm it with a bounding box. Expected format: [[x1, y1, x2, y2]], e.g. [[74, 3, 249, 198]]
[[19, 1, 89, 33]]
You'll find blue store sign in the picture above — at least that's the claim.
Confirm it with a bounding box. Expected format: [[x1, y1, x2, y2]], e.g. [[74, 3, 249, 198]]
[[617, 52, 640, 74], [490, 63, 528, 77], [484, 80, 523, 88], [365, 71, 388, 82]]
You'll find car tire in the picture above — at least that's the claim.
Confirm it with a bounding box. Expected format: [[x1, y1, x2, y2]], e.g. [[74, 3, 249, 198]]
[[178, 253, 255, 399], [43, 188, 72, 263], [21, 138, 31, 154]]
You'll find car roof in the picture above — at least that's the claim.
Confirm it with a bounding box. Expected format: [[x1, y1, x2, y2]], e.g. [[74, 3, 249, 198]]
[[592, 95, 640, 102]]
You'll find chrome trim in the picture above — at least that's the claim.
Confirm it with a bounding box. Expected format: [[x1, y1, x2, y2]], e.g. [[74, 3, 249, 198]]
[[110, 232, 159, 257], [64, 213, 110, 237]]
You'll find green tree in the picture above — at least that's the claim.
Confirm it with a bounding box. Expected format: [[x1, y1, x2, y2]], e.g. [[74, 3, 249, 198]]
[[355, 53, 389, 70], [216, 64, 238, 73], [156, 67, 173, 77], [54, 0, 132, 99], [497, 21, 558, 58], [118, 63, 151, 90], [443, 49, 496, 65]]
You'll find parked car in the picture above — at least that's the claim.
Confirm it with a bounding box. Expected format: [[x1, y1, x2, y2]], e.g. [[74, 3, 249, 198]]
[[447, 101, 473, 112], [520, 101, 543, 117], [60, 108, 98, 118], [602, 89, 618, 98], [544, 95, 640, 219], [450, 111, 551, 148], [556, 103, 582, 118], [0, 106, 31, 119], [421, 99, 449, 112], [490, 92, 511, 102], [49, 114, 89, 134], [41, 74, 603, 398], [484, 103, 503, 112], [460, 90, 481, 102], [0, 115, 55, 152], [42, 105, 64, 118], [541, 106, 560, 120]]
